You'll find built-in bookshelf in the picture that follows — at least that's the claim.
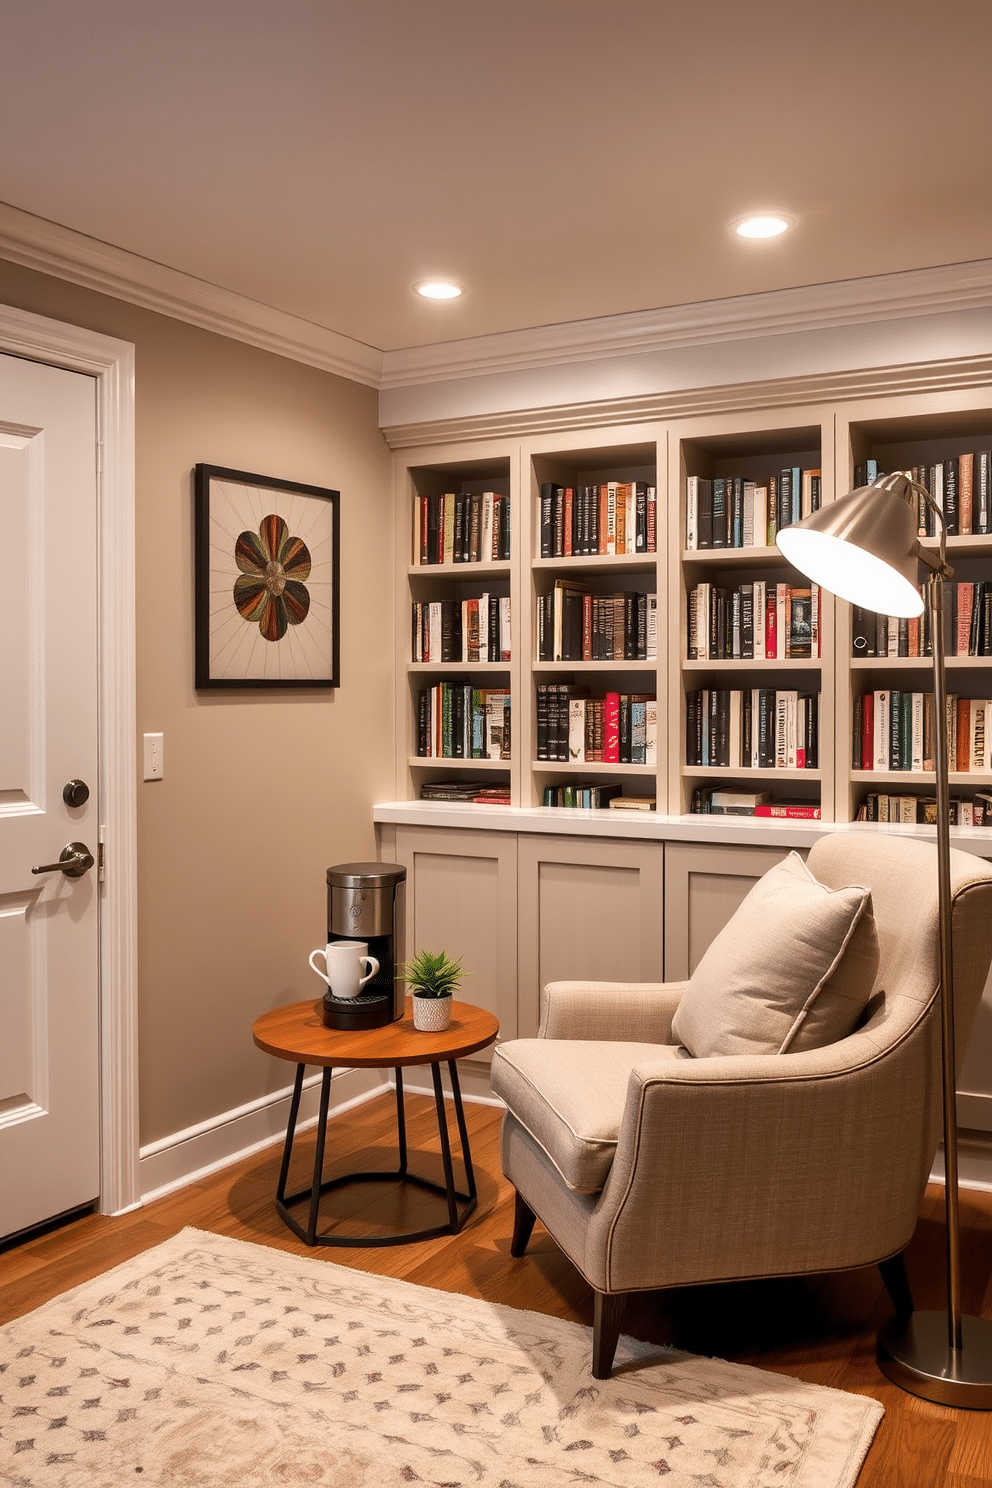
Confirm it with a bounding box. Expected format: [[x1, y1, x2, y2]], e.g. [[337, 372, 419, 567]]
[[836, 395, 992, 827], [526, 434, 664, 810], [400, 451, 515, 804], [392, 393, 992, 835], [668, 416, 835, 823]]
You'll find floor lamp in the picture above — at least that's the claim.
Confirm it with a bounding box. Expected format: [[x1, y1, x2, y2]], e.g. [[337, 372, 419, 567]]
[[777, 470, 992, 1409]]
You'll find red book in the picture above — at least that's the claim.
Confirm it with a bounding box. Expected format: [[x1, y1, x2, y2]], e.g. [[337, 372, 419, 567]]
[[754, 803, 822, 819], [960, 452, 974, 536], [957, 697, 971, 770], [582, 593, 593, 661], [603, 691, 621, 762], [956, 583, 974, 657], [563, 487, 574, 557], [765, 586, 777, 659], [861, 693, 874, 771]]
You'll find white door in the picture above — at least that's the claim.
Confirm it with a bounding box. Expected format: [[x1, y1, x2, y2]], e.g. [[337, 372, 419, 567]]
[[0, 350, 101, 1239]]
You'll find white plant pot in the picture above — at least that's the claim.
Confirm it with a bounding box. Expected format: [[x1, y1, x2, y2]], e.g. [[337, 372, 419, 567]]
[[412, 994, 453, 1032]]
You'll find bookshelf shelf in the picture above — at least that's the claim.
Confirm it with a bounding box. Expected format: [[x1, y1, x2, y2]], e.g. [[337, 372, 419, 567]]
[[533, 554, 658, 574], [408, 662, 511, 674], [683, 660, 824, 675], [408, 756, 511, 771], [408, 559, 511, 578]]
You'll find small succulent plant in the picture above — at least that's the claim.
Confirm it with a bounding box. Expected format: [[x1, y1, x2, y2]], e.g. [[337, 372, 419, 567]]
[[398, 948, 466, 998]]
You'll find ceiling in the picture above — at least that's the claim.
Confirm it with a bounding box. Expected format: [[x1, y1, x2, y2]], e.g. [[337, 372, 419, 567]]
[[2, 0, 991, 356]]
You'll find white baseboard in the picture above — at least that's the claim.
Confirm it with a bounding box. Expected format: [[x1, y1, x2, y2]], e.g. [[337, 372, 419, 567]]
[[136, 1067, 389, 1206], [930, 1135, 992, 1195]]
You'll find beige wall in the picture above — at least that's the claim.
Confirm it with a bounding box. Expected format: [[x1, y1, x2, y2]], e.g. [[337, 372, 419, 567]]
[[0, 262, 394, 1146]]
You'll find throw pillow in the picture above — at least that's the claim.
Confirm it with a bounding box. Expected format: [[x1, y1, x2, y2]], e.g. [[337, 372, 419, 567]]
[[671, 851, 879, 1058]]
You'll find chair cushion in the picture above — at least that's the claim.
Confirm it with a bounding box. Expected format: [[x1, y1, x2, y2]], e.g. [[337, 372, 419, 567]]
[[671, 850, 879, 1058], [492, 1039, 686, 1192]]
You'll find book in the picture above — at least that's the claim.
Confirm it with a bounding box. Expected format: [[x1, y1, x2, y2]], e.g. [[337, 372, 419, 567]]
[[609, 795, 656, 810], [754, 802, 822, 819]]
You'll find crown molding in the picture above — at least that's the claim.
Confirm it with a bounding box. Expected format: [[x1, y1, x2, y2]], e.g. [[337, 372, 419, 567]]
[[0, 202, 383, 387], [381, 353, 992, 449], [3, 201, 992, 404], [379, 260, 992, 390]]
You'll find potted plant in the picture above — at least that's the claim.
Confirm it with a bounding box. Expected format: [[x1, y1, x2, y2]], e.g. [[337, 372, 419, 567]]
[[399, 948, 466, 1031]]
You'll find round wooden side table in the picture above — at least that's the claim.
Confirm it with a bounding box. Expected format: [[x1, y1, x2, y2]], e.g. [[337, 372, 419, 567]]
[[252, 996, 499, 1247]]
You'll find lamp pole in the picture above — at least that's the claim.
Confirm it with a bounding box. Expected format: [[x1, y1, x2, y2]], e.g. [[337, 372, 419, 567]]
[[779, 472, 992, 1407]]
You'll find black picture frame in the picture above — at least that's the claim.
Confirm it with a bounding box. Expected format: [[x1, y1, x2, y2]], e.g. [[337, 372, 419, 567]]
[[194, 463, 340, 689]]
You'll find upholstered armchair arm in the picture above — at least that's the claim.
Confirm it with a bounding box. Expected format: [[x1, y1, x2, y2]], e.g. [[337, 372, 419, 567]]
[[539, 980, 687, 1043], [585, 1013, 938, 1295]]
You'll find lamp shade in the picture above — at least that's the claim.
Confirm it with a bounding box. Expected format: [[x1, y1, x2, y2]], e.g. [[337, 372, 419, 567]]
[[776, 474, 924, 617]]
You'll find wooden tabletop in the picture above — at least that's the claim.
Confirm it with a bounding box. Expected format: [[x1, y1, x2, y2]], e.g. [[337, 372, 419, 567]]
[[252, 997, 500, 1068]]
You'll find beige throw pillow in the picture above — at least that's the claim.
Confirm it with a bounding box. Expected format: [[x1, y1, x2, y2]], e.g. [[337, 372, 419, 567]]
[[671, 851, 879, 1058]]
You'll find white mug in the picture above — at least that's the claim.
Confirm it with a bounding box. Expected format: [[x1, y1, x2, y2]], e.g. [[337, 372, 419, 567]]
[[309, 939, 380, 1001]]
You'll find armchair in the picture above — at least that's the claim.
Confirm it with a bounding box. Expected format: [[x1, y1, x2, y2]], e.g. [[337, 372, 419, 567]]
[[491, 833, 992, 1378]]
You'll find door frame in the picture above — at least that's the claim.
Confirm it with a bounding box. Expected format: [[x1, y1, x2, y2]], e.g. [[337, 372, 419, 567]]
[[1, 301, 138, 1216]]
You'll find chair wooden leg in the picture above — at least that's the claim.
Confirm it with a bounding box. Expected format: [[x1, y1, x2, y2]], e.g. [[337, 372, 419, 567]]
[[592, 1290, 627, 1379], [510, 1190, 537, 1257], [878, 1250, 914, 1318]]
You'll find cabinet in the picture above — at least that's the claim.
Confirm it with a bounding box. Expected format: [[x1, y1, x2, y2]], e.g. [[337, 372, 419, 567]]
[[392, 824, 518, 1058], [662, 840, 796, 980], [516, 833, 664, 1035]]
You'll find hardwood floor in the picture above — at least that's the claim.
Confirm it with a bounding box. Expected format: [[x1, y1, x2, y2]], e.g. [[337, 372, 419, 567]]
[[2, 1091, 991, 1486]]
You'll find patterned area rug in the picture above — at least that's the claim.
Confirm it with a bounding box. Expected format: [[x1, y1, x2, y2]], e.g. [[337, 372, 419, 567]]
[[0, 1227, 882, 1487]]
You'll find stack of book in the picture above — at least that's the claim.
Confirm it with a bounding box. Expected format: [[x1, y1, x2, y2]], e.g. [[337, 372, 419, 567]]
[[412, 595, 511, 663], [854, 453, 992, 537], [419, 782, 511, 806], [535, 685, 658, 764], [685, 688, 819, 770], [541, 783, 623, 809], [852, 581, 991, 657], [687, 581, 819, 660], [538, 481, 657, 557], [857, 792, 991, 826], [853, 693, 991, 773], [690, 788, 820, 819], [414, 491, 510, 565], [416, 685, 510, 759], [685, 466, 821, 550], [537, 580, 657, 661]]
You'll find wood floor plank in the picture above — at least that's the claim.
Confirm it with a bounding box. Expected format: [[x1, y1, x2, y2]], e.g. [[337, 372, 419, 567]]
[[2, 1093, 991, 1486]]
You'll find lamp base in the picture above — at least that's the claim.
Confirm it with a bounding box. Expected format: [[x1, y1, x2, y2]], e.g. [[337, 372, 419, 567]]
[[877, 1311, 992, 1409]]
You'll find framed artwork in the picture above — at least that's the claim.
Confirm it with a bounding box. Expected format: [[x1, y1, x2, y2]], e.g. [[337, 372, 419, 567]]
[[194, 464, 340, 689]]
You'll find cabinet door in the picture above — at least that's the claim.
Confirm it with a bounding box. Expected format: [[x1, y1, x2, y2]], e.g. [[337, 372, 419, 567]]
[[663, 841, 795, 980], [517, 835, 664, 1037], [393, 826, 517, 1053]]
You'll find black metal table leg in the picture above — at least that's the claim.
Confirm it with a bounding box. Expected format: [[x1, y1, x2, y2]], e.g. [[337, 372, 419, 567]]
[[394, 1067, 408, 1175], [431, 1061, 461, 1231], [275, 1062, 306, 1208], [306, 1066, 334, 1244], [273, 1057, 481, 1247]]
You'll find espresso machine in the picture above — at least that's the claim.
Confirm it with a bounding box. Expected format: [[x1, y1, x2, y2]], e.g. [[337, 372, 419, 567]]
[[322, 862, 406, 1030]]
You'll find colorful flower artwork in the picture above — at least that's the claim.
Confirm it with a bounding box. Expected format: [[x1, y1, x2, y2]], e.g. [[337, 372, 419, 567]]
[[195, 465, 339, 688], [234, 514, 312, 642]]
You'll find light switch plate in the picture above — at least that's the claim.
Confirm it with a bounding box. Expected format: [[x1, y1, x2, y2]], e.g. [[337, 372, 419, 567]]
[[143, 732, 164, 781]]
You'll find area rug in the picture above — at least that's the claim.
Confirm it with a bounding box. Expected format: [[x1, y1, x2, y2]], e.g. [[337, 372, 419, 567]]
[[0, 1227, 882, 1488]]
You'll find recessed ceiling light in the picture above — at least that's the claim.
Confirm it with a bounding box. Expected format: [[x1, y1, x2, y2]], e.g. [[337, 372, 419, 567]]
[[413, 279, 463, 300], [732, 213, 795, 240]]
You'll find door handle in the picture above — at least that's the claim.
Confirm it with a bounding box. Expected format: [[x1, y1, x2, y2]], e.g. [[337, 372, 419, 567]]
[[31, 842, 95, 879]]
